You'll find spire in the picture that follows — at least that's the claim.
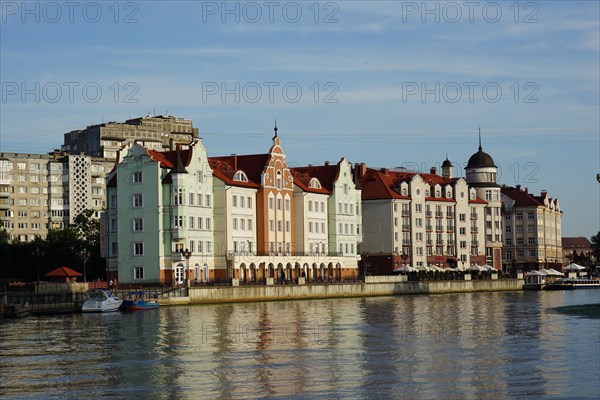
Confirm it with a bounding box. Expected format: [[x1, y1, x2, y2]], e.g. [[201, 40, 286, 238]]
[[273, 119, 278, 138], [478, 127, 482, 151], [172, 146, 188, 174]]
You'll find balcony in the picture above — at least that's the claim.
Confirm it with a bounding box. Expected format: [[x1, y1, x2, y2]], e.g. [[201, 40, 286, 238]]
[[438, 240, 445, 245], [426, 240, 433, 246], [470, 227, 478, 233], [435, 226, 444, 232], [435, 212, 443, 218], [471, 241, 479, 246], [446, 212, 455, 218], [402, 225, 411, 231], [401, 210, 410, 217], [470, 213, 478, 220], [447, 227, 455, 233], [425, 211, 432, 217], [426, 225, 433, 232]]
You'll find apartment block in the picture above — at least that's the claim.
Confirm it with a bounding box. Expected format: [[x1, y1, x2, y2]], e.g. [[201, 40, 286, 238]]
[[501, 185, 562, 272]]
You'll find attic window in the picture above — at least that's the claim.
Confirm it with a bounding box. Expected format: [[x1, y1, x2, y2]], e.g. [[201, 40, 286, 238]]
[[309, 178, 322, 189], [233, 171, 248, 182], [402, 188, 408, 196], [446, 189, 452, 198]]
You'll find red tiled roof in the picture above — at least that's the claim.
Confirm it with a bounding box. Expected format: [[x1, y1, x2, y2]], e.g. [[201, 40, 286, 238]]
[[562, 237, 591, 249], [292, 172, 331, 194], [501, 186, 544, 206], [45, 266, 82, 277], [469, 197, 487, 204], [208, 154, 268, 188], [147, 147, 193, 169], [359, 168, 456, 201], [290, 163, 340, 191]]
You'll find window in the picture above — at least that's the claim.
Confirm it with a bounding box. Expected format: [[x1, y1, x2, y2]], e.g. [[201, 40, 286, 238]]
[[189, 217, 194, 229], [506, 238, 512, 245], [241, 219, 245, 230], [111, 242, 118, 256], [247, 197, 252, 209], [206, 194, 211, 207], [134, 242, 144, 255], [189, 193, 194, 206], [234, 171, 248, 182], [133, 218, 143, 232], [528, 238, 536, 245], [269, 220, 274, 231], [276, 171, 282, 189], [460, 227, 466, 235], [233, 218, 238, 230], [198, 217, 203, 230], [133, 172, 142, 183], [240, 196, 245, 208], [459, 213, 466, 222], [285, 221, 290, 232], [529, 250, 536, 257], [309, 201, 313, 212], [527, 213, 534, 220], [309, 222, 313, 233], [269, 197, 274, 210], [110, 195, 117, 208], [233, 195, 238, 208], [133, 194, 143, 208], [206, 218, 211, 230], [277, 220, 282, 232], [506, 226, 512, 233], [110, 218, 117, 232], [248, 219, 253, 231], [516, 213, 523, 220], [134, 266, 144, 280], [173, 188, 184, 205], [277, 198, 282, 210], [285, 198, 290, 211]]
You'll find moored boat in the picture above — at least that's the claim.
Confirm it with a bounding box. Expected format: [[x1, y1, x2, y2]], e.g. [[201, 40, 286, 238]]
[[543, 278, 600, 291], [121, 291, 160, 311], [81, 288, 123, 312]]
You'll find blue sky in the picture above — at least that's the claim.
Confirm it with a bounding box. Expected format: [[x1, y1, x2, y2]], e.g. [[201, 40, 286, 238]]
[[1, 0, 598, 237]]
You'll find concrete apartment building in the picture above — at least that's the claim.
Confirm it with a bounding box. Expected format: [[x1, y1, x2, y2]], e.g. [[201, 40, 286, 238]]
[[501, 185, 563, 272], [62, 114, 198, 160], [0, 151, 113, 241], [0, 114, 201, 242]]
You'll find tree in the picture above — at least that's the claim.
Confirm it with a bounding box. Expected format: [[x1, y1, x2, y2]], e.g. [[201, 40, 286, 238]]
[[591, 232, 600, 263]]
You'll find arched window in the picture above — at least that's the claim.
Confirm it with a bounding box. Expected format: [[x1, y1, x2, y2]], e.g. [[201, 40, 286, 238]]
[[276, 171, 282, 189], [233, 170, 248, 182], [309, 178, 321, 189]]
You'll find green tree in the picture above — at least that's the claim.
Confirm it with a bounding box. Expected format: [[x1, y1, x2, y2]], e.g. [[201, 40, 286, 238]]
[[591, 232, 600, 263]]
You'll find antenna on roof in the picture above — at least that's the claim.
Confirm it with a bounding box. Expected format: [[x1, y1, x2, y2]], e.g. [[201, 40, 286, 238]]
[[478, 127, 482, 151], [273, 119, 278, 137]]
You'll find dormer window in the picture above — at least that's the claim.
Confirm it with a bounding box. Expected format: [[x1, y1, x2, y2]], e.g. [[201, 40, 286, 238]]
[[233, 171, 248, 182], [309, 178, 322, 189]]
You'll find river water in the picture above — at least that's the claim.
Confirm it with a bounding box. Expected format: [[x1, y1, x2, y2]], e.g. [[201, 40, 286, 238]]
[[1, 290, 599, 399]]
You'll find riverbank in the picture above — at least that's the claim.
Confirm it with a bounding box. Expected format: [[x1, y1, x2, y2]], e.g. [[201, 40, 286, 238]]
[[159, 279, 524, 306]]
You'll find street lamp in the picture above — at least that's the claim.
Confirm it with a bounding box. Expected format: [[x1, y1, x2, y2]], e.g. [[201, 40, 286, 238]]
[[181, 248, 192, 287], [80, 249, 91, 283], [31, 247, 44, 293]]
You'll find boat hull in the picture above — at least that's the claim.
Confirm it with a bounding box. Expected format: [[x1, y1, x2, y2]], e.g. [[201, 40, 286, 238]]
[[121, 300, 159, 311]]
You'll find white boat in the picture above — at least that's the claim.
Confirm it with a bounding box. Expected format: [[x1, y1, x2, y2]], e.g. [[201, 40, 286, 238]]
[[81, 288, 123, 312]]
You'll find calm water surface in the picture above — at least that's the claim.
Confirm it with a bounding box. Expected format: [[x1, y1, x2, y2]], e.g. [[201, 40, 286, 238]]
[[1, 290, 599, 399]]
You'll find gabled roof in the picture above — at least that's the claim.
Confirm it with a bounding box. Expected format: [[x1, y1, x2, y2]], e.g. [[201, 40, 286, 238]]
[[359, 168, 464, 201], [147, 147, 192, 170], [501, 186, 545, 206], [469, 197, 487, 204], [290, 164, 340, 191], [562, 237, 592, 249], [208, 155, 267, 188], [292, 172, 331, 195]]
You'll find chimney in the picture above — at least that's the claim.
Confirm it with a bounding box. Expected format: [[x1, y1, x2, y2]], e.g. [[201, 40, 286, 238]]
[[357, 163, 367, 178], [380, 167, 388, 174], [541, 190, 548, 198], [524, 187, 528, 194], [231, 154, 237, 170], [516, 184, 521, 190], [324, 161, 330, 166], [430, 166, 437, 175], [169, 138, 175, 150]]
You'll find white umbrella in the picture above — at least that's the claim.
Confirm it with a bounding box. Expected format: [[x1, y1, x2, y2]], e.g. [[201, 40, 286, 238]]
[[563, 263, 585, 271], [469, 264, 487, 272], [543, 268, 563, 276], [393, 265, 415, 273], [483, 264, 496, 271], [415, 265, 430, 272], [526, 270, 547, 276]]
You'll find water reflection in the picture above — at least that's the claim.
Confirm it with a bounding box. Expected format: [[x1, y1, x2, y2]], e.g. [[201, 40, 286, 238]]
[[1, 291, 599, 399]]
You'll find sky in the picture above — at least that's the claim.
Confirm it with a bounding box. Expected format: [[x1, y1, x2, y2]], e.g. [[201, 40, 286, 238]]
[[0, 0, 599, 238]]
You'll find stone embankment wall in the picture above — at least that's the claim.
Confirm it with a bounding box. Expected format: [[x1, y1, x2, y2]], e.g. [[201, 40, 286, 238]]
[[159, 279, 524, 306]]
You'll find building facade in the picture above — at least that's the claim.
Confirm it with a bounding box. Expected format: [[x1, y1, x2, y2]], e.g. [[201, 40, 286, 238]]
[[358, 164, 488, 274], [0, 151, 113, 241], [107, 128, 363, 284], [105, 140, 214, 284], [501, 185, 562, 272], [561, 237, 595, 266]]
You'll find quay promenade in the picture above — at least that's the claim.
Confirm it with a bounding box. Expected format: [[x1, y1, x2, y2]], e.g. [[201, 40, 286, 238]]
[[159, 277, 525, 306]]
